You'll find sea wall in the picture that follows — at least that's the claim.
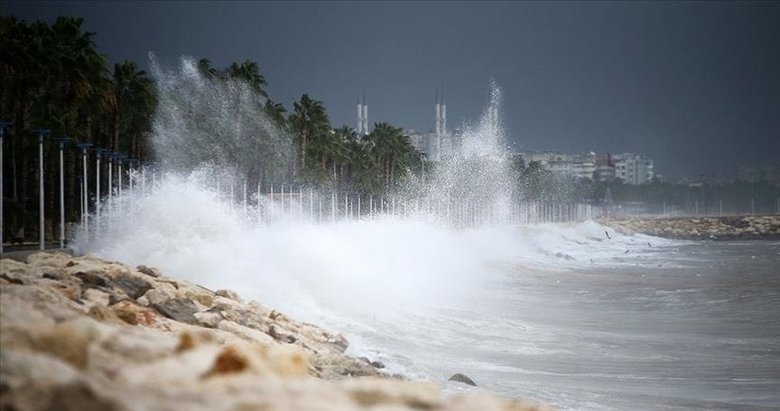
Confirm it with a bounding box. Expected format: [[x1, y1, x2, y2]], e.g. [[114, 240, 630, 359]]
[[600, 215, 780, 240], [0, 252, 549, 411]]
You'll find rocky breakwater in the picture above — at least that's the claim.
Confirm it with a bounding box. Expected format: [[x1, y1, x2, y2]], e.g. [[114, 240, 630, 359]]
[[0, 252, 549, 411], [601, 215, 780, 240]]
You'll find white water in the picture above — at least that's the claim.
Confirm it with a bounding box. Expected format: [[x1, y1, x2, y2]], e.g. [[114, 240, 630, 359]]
[[76, 180, 780, 410], [75, 172, 658, 320], [72, 60, 780, 409]]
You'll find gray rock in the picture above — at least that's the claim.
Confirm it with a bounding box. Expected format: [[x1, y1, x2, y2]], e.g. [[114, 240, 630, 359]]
[[152, 298, 200, 325], [449, 373, 476, 386], [74, 272, 107, 288], [215, 289, 242, 302], [370, 361, 385, 369], [109, 275, 152, 300], [136, 265, 161, 278]]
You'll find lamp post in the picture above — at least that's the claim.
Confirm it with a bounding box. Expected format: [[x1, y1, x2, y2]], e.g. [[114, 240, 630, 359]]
[[113, 153, 126, 218], [108, 153, 118, 204], [53, 137, 71, 248], [115, 153, 126, 197], [76, 143, 92, 231], [93, 148, 108, 221], [125, 159, 138, 212], [33, 129, 51, 250], [0, 120, 13, 253]]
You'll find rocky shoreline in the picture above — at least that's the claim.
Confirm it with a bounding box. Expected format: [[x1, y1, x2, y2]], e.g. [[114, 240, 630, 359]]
[[600, 215, 780, 241], [0, 252, 549, 411]]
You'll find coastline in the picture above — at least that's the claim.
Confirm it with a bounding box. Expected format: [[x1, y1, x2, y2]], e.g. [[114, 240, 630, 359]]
[[599, 215, 780, 241], [0, 252, 549, 411]]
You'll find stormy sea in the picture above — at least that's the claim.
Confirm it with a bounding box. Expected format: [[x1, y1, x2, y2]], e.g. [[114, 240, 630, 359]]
[[73, 58, 780, 410]]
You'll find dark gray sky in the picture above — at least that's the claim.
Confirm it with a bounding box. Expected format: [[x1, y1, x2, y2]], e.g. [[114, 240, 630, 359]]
[[4, 1, 779, 179]]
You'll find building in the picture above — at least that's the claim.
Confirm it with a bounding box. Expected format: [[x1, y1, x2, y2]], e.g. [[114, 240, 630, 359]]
[[518, 151, 655, 184], [612, 153, 654, 184], [594, 154, 616, 182], [521, 152, 596, 180]]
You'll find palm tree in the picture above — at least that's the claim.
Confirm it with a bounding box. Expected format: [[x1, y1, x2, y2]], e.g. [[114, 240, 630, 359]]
[[289, 94, 330, 177], [227, 60, 267, 98], [264, 100, 288, 130], [110, 60, 155, 155], [365, 122, 421, 189], [197, 58, 219, 80]]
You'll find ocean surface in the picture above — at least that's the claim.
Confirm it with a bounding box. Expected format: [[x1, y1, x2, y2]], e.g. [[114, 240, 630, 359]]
[[336, 238, 780, 411], [75, 180, 780, 410]]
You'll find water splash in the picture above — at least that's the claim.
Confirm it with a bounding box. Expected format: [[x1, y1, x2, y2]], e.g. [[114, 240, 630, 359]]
[[74, 60, 610, 320], [408, 81, 516, 224], [149, 55, 293, 185]]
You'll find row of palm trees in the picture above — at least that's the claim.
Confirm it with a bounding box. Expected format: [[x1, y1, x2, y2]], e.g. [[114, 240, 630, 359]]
[[193, 58, 423, 193], [1, 15, 424, 242], [1, 16, 156, 240]]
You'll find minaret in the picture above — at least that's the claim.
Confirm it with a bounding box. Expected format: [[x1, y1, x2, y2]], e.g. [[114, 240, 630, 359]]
[[361, 90, 368, 135], [356, 90, 363, 135], [435, 90, 441, 135], [441, 89, 447, 136]]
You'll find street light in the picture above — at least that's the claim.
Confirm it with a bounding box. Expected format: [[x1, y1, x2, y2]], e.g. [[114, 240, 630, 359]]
[[53, 137, 71, 248], [33, 129, 51, 250], [125, 158, 138, 194], [114, 153, 126, 197], [0, 120, 13, 253], [112, 153, 126, 218], [76, 143, 92, 231], [93, 148, 109, 221], [125, 159, 138, 212]]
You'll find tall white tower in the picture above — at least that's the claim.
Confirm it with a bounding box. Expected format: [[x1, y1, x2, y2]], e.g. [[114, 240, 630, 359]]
[[435, 90, 441, 135], [356, 91, 363, 135], [441, 90, 447, 136], [362, 93, 368, 135], [356, 90, 369, 135]]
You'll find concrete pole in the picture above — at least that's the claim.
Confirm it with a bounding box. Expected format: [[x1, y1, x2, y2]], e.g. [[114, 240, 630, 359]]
[[53, 138, 69, 248], [95, 151, 101, 221], [107, 156, 113, 207], [0, 121, 11, 253], [59, 144, 65, 247], [34, 129, 50, 250], [118, 159, 123, 198], [77, 144, 91, 230]]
